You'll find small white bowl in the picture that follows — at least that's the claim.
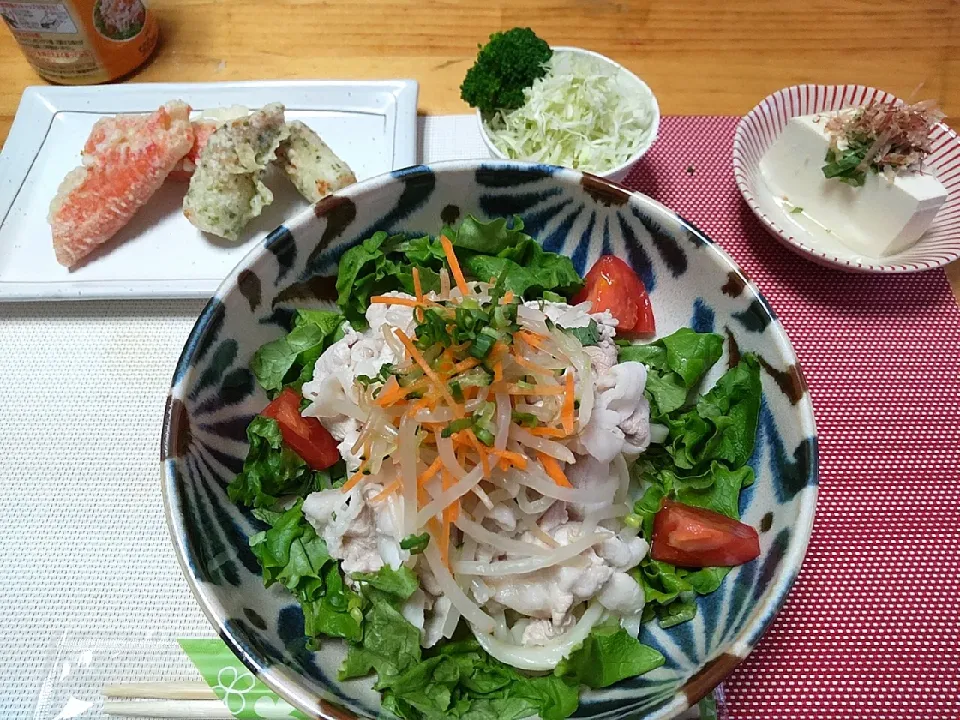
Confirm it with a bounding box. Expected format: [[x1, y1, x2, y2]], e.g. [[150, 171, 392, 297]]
[[476, 46, 660, 183], [733, 84, 960, 273]]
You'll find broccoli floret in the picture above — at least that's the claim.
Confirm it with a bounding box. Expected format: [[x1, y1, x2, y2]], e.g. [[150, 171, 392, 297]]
[[460, 27, 552, 116]]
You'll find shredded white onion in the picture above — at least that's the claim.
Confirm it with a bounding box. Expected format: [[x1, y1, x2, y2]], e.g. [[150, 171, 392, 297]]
[[515, 486, 555, 515], [613, 453, 631, 505], [415, 407, 457, 423], [517, 304, 550, 335], [424, 543, 495, 633], [398, 414, 418, 536], [453, 530, 611, 576], [549, 327, 593, 429], [381, 323, 405, 357], [494, 392, 512, 452], [416, 465, 484, 526], [326, 397, 366, 422], [454, 515, 551, 557], [472, 602, 605, 670], [436, 432, 466, 479], [521, 514, 561, 548], [511, 467, 615, 504], [510, 426, 575, 464]]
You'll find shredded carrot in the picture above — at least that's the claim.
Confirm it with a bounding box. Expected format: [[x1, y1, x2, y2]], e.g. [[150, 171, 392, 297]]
[[537, 452, 572, 488], [412, 267, 424, 302], [412, 267, 424, 322], [502, 290, 515, 304], [464, 429, 490, 475], [340, 459, 370, 493], [528, 426, 569, 438], [375, 376, 402, 406], [372, 477, 401, 503], [493, 360, 503, 383], [516, 330, 548, 349], [451, 357, 481, 375], [395, 328, 459, 409], [440, 235, 470, 296], [490, 448, 528, 470], [417, 456, 443, 486], [562, 370, 575, 434], [371, 295, 420, 308]]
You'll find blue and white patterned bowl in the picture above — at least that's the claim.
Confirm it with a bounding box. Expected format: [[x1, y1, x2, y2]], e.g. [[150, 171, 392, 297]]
[[161, 161, 818, 720]]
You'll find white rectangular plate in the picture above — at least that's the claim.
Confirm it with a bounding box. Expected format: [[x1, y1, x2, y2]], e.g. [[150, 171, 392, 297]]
[[0, 80, 418, 301]]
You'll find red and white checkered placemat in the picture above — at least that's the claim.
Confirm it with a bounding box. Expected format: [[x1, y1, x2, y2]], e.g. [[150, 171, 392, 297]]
[[622, 117, 960, 719]]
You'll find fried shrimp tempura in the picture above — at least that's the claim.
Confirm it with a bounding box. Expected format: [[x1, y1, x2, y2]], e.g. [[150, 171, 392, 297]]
[[277, 120, 357, 203], [182, 103, 289, 241]]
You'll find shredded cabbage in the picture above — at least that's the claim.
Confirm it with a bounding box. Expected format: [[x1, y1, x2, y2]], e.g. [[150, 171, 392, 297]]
[[483, 52, 656, 173]]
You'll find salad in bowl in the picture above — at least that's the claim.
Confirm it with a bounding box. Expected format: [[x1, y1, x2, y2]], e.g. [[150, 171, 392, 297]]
[[163, 161, 816, 720], [226, 215, 761, 718]]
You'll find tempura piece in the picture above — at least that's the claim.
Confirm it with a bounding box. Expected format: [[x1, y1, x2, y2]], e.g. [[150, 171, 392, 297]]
[[49, 101, 194, 267], [182, 103, 289, 241], [169, 106, 252, 181], [276, 120, 357, 202]]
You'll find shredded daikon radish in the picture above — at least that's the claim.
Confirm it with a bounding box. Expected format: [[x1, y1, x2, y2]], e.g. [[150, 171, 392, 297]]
[[494, 392, 512, 451], [454, 515, 551, 557], [453, 530, 611, 576], [424, 543, 494, 633], [472, 603, 605, 671], [398, 414, 418, 536], [416, 465, 484, 526], [439, 268, 451, 297], [511, 426, 575, 464], [483, 51, 656, 174]]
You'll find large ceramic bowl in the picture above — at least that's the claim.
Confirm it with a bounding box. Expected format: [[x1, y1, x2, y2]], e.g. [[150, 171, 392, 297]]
[[162, 161, 818, 720]]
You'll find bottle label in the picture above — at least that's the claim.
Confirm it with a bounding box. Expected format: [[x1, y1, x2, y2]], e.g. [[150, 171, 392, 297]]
[[1, 0, 158, 83]]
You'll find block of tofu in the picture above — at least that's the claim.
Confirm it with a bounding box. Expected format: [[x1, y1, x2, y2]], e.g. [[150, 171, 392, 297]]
[[760, 114, 947, 257]]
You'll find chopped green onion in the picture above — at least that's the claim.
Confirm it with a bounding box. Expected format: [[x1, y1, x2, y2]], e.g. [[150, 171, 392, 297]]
[[441, 418, 474, 438], [511, 411, 539, 428], [623, 512, 642, 529], [400, 532, 430, 554], [449, 381, 465, 404], [470, 330, 498, 359], [474, 427, 495, 446]]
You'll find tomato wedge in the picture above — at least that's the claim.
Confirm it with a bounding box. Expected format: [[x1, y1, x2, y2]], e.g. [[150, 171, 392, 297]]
[[262, 387, 340, 470], [571, 255, 655, 337], [651, 499, 760, 567]]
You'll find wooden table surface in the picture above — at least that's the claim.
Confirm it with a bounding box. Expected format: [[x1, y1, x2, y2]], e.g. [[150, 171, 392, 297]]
[[2, 0, 959, 297]]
